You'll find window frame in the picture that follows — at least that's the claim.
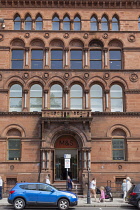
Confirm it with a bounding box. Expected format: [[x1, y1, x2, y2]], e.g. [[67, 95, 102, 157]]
[[51, 49, 63, 69], [31, 49, 44, 69], [112, 138, 125, 161], [7, 138, 21, 161], [74, 16, 81, 31], [35, 15, 43, 30], [63, 15, 70, 30], [14, 15, 21, 30], [52, 15, 60, 30], [70, 49, 83, 69], [70, 84, 83, 109], [9, 84, 23, 112], [50, 84, 63, 110], [112, 16, 119, 31], [30, 84, 43, 112], [25, 15, 32, 30], [11, 49, 24, 69], [90, 84, 103, 112], [101, 16, 109, 31], [110, 84, 124, 112], [90, 16, 98, 31], [109, 50, 122, 70]]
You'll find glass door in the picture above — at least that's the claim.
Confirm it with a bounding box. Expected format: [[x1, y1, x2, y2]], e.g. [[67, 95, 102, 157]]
[[55, 149, 77, 180]]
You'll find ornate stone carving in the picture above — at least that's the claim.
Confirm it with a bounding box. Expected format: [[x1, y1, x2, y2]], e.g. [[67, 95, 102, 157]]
[[23, 73, 29, 79], [0, 74, 2, 81], [63, 33, 69, 39], [0, 34, 4, 42], [84, 73, 89, 79], [103, 72, 110, 80], [128, 34, 136, 42], [83, 33, 88, 39], [102, 33, 108, 39], [64, 73, 69, 80], [10, 165, 14, 170], [43, 73, 49, 79], [44, 33, 49, 39], [24, 33, 30, 38], [130, 73, 138, 82]]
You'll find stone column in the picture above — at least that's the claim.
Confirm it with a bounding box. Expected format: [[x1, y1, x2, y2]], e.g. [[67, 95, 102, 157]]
[[23, 90, 28, 111], [104, 48, 108, 68], [64, 47, 69, 68], [25, 48, 29, 67], [64, 87, 69, 109], [84, 48, 88, 68], [105, 90, 110, 111], [70, 20, 74, 30], [60, 19, 63, 30], [45, 47, 49, 68], [44, 90, 48, 109], [42, 150, 46, 169], [85, 89, 89, 109], [83, 150, 87, 169]]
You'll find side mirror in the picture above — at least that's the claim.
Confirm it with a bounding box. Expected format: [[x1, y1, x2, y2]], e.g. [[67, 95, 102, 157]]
[[51, 189, 55, 193]]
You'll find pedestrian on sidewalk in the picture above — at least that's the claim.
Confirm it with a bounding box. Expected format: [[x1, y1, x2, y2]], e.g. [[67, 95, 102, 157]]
[[45, 175, 50, 184], [90, 177, 97, 202], [98, 186, 105, 202], [67, 175, 74, 191], [126, 177, 132, 192], [0, 176, 3, 200], [122, 179, 127, 202]]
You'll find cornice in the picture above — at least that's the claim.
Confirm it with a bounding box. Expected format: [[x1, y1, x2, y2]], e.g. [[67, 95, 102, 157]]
[[0, 112, 41, 116], [0, 0, 140, 9], [92, 112, 140, 117]]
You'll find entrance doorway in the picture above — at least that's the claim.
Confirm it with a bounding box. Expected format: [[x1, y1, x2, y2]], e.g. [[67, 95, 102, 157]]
[[54, 135, 78, 181]]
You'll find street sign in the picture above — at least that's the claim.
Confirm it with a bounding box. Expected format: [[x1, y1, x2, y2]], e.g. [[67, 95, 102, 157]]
[[65, 158, 70, 168], [64, 154, 71, 159]]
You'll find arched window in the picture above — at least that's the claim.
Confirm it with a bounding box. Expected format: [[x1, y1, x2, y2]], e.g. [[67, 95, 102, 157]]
[[110, 85, 123, 112], [90, 84, 103, 112], [35, 15, 43, 30], [74, 16, 81, 30], [70, 85, 82, 109], [10, 84, 22, 112], [90, 16, 98, 31], [112, 129, 126, 160], [50, 84, 62, 109], [14, 15, 21, 30], [138, 17, 140, 30], [52, 15, 60, 30], [89, 40, 103, 69], [25, 15, 32, 30], [63, 15, 70, 30], [101, 16, 108, 31], [112, 16, 119, 31], [30, 84, 42, 112]]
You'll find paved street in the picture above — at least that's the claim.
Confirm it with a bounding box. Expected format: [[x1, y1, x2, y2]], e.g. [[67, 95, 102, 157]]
[[0, 206, 137, 210]]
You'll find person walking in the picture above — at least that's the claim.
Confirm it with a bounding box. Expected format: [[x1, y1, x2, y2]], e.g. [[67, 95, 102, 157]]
[[0, 176, 3, 200], [126, 177, 132, 192], [122, 179, 127, 202], [45, 175, 50, 184], [90, 177, 97, 202], [98, 186, 105, 202], [67, 176, 74, 191]]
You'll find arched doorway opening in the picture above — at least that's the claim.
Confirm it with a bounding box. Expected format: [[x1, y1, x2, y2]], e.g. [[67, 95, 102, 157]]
[[54, 135, 78, 181]]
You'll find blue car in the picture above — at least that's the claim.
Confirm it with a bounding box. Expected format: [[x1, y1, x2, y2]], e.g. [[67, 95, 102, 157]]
[[8, 182, 78, 210]]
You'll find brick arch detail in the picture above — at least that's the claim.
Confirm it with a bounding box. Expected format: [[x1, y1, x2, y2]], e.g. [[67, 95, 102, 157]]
[[87, 76, 107, 89], [67, 76, 86, 88], [46, 125, 88, 149], [47, 76, 66, 89], [25, 76, 46, 89], [108, 76, 128, 89], [2, 124, 26, 138], [4, 76, 25, 89], [107, 124, 131, 138]]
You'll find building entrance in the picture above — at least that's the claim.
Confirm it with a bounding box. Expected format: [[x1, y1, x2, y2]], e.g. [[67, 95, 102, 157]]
[[54, 135, 78, 181]]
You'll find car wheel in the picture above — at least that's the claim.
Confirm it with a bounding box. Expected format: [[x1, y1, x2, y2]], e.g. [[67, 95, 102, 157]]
[[58, 198, 69, 210], [137, 200, 140, 209], [14, 198, 25, 210]]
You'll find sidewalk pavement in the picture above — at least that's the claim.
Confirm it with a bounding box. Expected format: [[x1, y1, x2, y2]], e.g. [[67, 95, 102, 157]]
[[0, 197, 132, 207]]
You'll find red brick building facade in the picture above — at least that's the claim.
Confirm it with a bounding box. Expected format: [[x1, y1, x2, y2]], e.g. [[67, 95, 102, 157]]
[[0, 0, 140, 194]]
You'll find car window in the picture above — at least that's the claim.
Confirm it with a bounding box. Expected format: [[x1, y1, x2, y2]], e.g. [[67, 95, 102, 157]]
[[24, 184, 36, 190], [38, 184, 52, 192], [134, 184, 140, 192]]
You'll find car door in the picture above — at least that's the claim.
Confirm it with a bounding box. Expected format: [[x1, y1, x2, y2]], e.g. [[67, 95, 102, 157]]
[[37, 184, 58, 205], [22, 184, 38, 204]]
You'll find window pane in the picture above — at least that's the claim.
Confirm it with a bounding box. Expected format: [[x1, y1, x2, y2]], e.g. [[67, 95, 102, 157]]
[[50, 98, 62, 109], [71, 50, 82, 59], [110, 51, 121, 59], [32, 50, 43, 59], [111, 99, 123, 112], [50, 85, 62, 97], [36, 22, 42, 30], [111, 85, 122, 97], [25, 22, 32, 30], [91, 98, 103, 112], [9, 150, 21, 160], [110, 61, 121, 69], [51, 50, 62, 59], [90, 50, 101, 59], [71, 98, 82, 109], [53, 22, 59, 30], [51, 61, 63, 69], [63, 16, 70, 30], [10, 98, 22, 108], [12, 50, 24, 59], [12, 61, 23, 69], [74, 22, 80, 30], [91, 22, 97, 31], [14, 22, 21, 30], [32, 61, 43, 69], [71, 61, 82, 69], [113, 139, 124, 149], [113, 150, 124, 160], [71, 85, 82, 97], [10, 85, 22, 97], [90, 85, 102, 97], [90, 61, 102, 69], [30, 85, 42, 97], [112, 22, 119, 31], [9, 139, 20, 149], [30, 98, 42, 111]]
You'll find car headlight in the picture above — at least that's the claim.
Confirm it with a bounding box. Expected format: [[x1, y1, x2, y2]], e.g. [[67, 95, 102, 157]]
[[71, 194, 77, 198]]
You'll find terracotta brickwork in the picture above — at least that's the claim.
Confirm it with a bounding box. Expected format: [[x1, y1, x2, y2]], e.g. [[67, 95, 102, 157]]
[[1, 0, 140, 195]]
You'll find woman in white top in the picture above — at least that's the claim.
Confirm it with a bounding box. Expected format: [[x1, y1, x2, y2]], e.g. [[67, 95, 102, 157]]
[[45, 176, 50, 184], [90, 178, 97, 202]]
